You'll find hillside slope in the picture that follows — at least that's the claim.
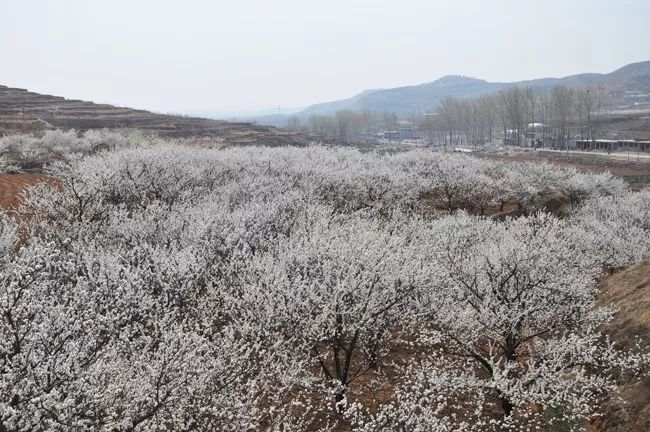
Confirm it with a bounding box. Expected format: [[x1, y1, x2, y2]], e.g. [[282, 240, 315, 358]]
[[0, 85, 312, 146], [596, 260, 650, 432], [301, 76, 502, 116]]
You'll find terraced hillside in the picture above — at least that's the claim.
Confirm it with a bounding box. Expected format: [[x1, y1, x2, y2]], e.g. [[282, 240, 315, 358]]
[[0, 85, 312, 146]]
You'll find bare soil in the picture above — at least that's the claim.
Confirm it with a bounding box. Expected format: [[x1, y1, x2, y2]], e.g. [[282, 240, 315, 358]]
[[481, 151, 650, 177], [0, 173, 52, 211]]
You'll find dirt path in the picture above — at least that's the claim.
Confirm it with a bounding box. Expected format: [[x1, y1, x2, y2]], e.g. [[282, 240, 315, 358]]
[[481, 151, 650, 177]]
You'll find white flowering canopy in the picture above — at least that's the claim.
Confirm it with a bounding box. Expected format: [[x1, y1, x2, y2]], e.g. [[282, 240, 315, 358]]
[[0, 135, 647, 431]]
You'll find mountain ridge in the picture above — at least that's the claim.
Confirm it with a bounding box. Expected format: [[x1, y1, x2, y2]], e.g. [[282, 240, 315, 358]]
[[290, 60, 650, 119]]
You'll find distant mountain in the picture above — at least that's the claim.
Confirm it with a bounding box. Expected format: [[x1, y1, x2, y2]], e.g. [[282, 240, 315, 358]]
[[299, 88, 385, 116], [301, 76, 500, 117], [286, 60, 650, 119], [607, 60, 650, 79]]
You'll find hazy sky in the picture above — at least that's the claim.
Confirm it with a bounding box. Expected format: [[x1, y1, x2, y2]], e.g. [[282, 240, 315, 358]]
[[2, 0, 649, 115]]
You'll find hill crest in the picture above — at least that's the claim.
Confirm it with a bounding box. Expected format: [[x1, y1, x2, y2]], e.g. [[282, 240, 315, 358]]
[[291, 60, 650, 119]]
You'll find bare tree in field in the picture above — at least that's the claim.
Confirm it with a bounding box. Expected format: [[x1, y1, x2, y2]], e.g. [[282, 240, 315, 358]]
[[420, 113, 446, 146], [382, 111, 398, 132], [455, 98, 471, 146], [496, 90, 509, 146], [478, 94, 497, 144], [576, 86, 603, 149], [335, 110, 353, 138], [590, 85, 604, 145], [497, 87, 527, 147], [439, 97, 458, 148], [362, 109, 380, 135], [523, 86, 538, 145], [537, 91, 553, 148], [309, 114, 336, 136], [287, 115, 301, 131], [550, 85, 575, 151]]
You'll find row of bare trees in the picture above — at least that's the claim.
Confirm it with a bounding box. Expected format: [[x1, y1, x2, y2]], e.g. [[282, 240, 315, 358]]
[[287, 85, 604, 149], [419, 85, 604, 149], [288, 110, 399, 141]]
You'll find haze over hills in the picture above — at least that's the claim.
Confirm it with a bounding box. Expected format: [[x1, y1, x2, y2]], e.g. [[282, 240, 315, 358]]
[[246, 60, 650, 126], [3, 60, 649, 138]]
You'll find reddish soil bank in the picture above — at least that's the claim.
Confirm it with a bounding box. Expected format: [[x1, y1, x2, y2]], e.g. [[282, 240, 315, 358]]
[[0, 173, 52, 211]]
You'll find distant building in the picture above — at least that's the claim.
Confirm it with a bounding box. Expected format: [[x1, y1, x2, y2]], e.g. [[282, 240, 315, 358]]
[[383, 130, 399, 140], [575, 139, 650, 153], [398, 127, 418, 140], [382, 129, 419, 141]]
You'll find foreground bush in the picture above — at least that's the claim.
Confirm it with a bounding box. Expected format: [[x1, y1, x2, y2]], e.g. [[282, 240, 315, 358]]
[[0, 129, 148, 168]]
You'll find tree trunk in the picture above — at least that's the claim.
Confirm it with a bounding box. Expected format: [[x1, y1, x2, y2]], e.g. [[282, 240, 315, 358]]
[[500, 396, 514, 417]]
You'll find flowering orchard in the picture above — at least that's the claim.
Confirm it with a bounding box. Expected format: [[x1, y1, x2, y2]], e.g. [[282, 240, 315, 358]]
[[0, 131, 648, 431]]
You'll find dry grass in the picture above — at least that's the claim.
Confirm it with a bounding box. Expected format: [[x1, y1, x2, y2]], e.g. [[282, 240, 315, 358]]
[[594, 260, 650, 432]]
